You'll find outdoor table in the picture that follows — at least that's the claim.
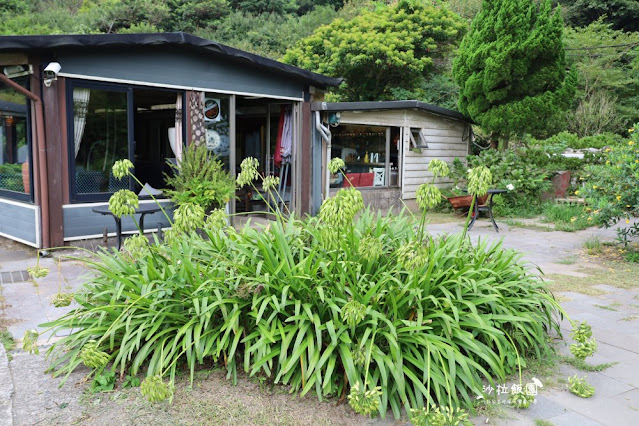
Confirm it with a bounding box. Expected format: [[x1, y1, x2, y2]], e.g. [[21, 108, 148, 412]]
[[468, 189, 506, 233], [92, 204, 162, 250]]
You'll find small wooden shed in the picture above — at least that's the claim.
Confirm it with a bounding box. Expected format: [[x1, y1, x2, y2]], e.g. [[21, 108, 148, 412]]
[[311, 101, 473, 213]]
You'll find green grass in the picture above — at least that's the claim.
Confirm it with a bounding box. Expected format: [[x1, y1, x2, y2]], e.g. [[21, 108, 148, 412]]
[[555, 256, 578, 265], [584, 236, 603, 255], [541, 203, 592, 232], [0, 331, 14, 352], [559, 356, 617, 372], [502, 219, 553, 232], [594, 303, 620, 311], [546, 260, 639, 295], [534, 419, 555, 426]]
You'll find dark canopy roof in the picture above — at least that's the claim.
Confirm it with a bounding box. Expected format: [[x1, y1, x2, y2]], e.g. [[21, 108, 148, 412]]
[[311, 100, 470, 122], [0, 32, 342, 89]]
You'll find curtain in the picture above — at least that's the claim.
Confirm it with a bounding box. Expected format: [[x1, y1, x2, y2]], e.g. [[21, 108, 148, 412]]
[[189, 91, 205, 146], [73, 88, 90, 158], [174, 94, 183, 162]]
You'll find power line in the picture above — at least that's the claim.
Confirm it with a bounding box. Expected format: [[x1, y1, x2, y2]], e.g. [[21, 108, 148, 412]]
[[565, 42, 639, 51]]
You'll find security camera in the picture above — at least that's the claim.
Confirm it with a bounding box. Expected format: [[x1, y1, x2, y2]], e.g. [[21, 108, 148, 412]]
[[43, 62, 61, 87], [43, 62, 61, 80]]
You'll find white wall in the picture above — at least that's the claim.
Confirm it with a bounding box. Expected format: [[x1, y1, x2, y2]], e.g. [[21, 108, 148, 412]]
[[338, 109, 470, 200]]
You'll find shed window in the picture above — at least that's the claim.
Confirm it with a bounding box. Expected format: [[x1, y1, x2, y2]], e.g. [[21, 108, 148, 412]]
[[0, 77, 32, 201], [409, 128, 428, 149], [329, 124, 399, 188]]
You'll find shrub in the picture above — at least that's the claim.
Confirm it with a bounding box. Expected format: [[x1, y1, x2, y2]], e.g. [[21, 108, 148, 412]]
[[580, 125, 639, 244], [40, 209, 562, 418], [533, 132, 623, 149], [37, 159, 563, 418], [163, 143, 235, 211]]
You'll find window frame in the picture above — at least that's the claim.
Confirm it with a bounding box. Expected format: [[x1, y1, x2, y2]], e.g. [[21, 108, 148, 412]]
[[0, 77, 34, 202], [66, 79, 186, 203], [331, 124, 399, 189]]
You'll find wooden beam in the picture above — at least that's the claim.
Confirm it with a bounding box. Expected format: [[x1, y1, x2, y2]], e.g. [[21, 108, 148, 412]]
[[0, 53, 29, 66]]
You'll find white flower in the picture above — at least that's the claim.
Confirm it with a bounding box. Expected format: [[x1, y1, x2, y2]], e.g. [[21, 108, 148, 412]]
[[532, 377, 544, 388], [507, 184, 515, 191]]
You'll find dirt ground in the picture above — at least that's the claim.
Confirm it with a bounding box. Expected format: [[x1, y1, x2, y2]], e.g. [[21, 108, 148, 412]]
[[9, 349, 373, 426]]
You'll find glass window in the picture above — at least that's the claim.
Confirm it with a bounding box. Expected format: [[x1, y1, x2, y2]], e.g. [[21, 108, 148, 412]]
[[330, 124, 399, 188], [72, 87, 129, 195], [203, 94, 231, 169], [0, 78, 31, 200]]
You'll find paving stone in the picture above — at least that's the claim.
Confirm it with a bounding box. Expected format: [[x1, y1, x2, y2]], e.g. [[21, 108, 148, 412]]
[[514, 393, 568, 420], [612, 388, 639, 411], [0, 344, 13, 426], [546, 411, 604, 426], [600, 358, 639, 388], [548, 390, 639, 425]]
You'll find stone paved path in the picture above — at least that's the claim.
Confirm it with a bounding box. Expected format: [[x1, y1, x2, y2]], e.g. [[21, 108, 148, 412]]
[[0, 218, 638, 425]]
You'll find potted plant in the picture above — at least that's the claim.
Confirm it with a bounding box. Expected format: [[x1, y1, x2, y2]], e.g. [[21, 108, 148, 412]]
[[442, 158, 488, 209], [163, 143, 235, 213]]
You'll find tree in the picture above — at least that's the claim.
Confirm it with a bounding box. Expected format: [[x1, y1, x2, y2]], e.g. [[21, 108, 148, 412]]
[[452, 0, 576, 147], [564, 19, 639, 135], [229, 0, 296, 15], [283, 0, 466, 101], [558, 0, 639, 32]]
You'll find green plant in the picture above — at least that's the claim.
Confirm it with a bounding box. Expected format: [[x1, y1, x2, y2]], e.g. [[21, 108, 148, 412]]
[[508, 391, 535, 409], [559, 355, 616, 372], [541, 203, 591, 232], [410, 405, 472, 426], [453, 0, 576, 144], [567, 375, 595, 398], [122, 375, 141, 388], [164, 143, 235, 211], [581, 126, 639, 242], [283, 0, 466, 101], [625, 250, 639, 263], [0, 331, 15, 353], [91, 370, 116, 393], [570, 322, 597, 360], [467, 147, 551, 216], [616, 223, 639, 249], [584, 236, 602, 255], [38, 158, 564, 419]]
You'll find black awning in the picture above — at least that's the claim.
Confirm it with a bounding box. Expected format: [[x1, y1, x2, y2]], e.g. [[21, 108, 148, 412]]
[[0, 32, 342, 89]]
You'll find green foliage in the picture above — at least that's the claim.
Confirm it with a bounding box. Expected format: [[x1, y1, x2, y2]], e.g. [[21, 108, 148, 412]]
[[91, 370, 116, 393], [140, 375, 174, 402], [581, 127, 639, 231], [229, 0, 295, 15], [164, 144, 235, 211], [410, 405, 472, 426], [41, 203, 562, 417], [508, 391, 535, 409], [541, 203, 591, 232], [283, 0, 466, 101], [564, 19, 639, 135], [567, 375, 595, 398], [559, 355, 616, 372], [468, 148, 552, 216], [533, 131, 624, 149], [569, 321, 597, 360], [453, 0, 576, 141], [122, 374, 141, 388], [559, 0, 639, 32]]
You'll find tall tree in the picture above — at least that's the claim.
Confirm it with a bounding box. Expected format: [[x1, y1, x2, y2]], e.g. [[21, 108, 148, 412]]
[[558, 0, 639, 32], [453, 0, 576, 146], [283, 0, 466, 101]]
